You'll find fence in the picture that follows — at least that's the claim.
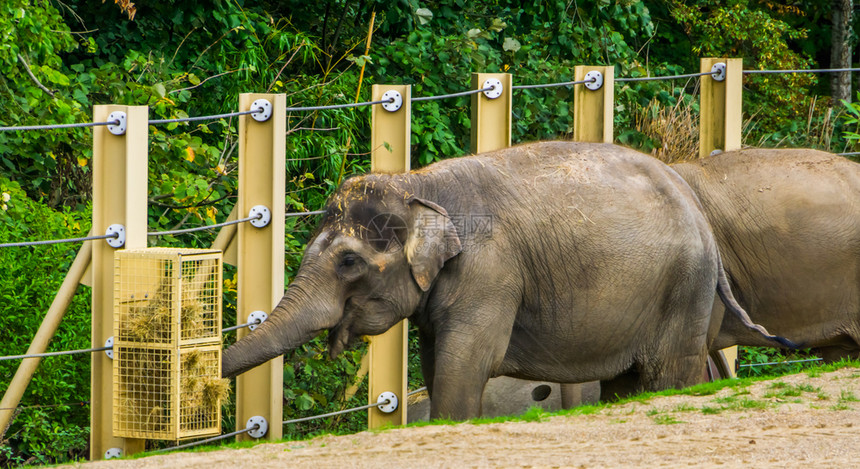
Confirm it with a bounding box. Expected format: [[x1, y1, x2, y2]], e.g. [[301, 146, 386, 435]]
[[0, 57, 858, 460]]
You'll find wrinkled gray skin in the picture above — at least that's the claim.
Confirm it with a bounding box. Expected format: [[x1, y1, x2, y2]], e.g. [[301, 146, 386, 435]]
[[222, 141, 788, 419], [674, 149, 860, 362]]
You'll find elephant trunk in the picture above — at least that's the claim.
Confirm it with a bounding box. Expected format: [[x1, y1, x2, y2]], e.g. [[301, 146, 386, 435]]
[[222, 274, 340, 378]]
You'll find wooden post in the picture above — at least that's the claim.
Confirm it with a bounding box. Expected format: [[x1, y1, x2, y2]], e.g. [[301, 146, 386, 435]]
[[367, 84, 411, 429], [572, 65, 614, 143], [700, 58, 743, 378], [235, 93, 286, 440], [699, 58, 743, 158], [470, 73, 512, 153], [90, 105, 148, 460]]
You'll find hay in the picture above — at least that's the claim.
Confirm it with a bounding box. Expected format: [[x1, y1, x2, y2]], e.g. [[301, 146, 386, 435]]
[[118, 277, 211, 344]]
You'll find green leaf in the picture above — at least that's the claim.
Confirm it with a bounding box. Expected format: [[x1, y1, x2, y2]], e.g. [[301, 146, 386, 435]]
[[152, 83, 167, 99]]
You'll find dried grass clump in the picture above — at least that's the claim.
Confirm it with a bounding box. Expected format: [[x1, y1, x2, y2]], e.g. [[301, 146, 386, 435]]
[[180, 349, 230, 410], [119, 279, 210, 343], [634, 94, 699, 164]]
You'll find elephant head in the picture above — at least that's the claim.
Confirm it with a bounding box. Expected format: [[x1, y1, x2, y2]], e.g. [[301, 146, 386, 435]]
[[222, 176, 461, 378]]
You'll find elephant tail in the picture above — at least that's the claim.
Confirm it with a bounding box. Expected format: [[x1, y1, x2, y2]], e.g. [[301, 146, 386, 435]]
[[715, 254, 799, 350]]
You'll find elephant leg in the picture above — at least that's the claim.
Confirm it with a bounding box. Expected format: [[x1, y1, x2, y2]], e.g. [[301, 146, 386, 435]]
[[417, 327, 436, 397], [815, 345, 860, 363], [428, 313, 515, 419], [560, 383, 583, 408]]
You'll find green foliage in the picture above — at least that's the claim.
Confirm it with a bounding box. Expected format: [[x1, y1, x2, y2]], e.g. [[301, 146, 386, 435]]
[[841, 92, 860, 154], [0, 178, 92, 466], [737, 346, 820, 378], [667, 0, 816, 133]]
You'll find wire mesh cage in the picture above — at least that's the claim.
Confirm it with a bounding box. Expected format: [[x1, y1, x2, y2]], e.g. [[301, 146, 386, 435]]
[[114, 248, 222, 347], [113, 248, 227, 440]]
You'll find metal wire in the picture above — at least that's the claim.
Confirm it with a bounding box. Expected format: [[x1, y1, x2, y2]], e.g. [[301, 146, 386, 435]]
[[0, 232, 118, 248], [154, 425, 259, 453], [285, 98, 395, 112], [512, 78, 594, 90], [222, 319, 261, 333], [744, 68, 860, 75], [0, 120, 120, 132], [616, 70, 718, 82], [287, 209, 325, 217], [143, 387, 428, 453], [149, 109, 260, 125], [283, 399, 392, 425], [0, 345, 112, 362], [0, 401, 89, 412], [739, 357, 823, 368], [412, 87, 494, 102], [148, 214, 261, 237], [283, 387, 428, 426]]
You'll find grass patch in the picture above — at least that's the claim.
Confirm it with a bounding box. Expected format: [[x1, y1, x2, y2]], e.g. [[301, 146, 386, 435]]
[[651, 413, 685, 425], [673, 403, 698, 413], [839, 389, 859, 403], [763, 382, 818, 399]]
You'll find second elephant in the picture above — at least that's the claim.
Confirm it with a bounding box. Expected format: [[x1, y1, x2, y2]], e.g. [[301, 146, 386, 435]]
[[674, 148, 860, 363]]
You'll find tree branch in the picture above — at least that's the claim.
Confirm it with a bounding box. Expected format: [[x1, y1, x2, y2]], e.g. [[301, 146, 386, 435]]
[[16, 54, 54, 97]]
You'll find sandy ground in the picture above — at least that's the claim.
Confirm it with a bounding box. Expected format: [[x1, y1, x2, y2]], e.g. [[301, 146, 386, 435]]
[[62, 367, 860, 469]]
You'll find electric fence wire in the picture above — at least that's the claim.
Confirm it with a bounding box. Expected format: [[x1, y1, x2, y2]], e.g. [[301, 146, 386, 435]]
[[0, 320, 263, 363], [0, 346, 112, 362], [0, 400, 89, 412], [0, 209, 325, 248], [412, 86, 495, 101], [149, 108, 261, 125], [0, 120, 120, 132], [153, 425, 261, 453], [744, 67, 860, 75], [221, 319, 262, 333], [0, 232, 118, 248], [616, 70, 719, 82], [155, 387, 429, 453], [512, 77, 595, 90], [738, 357, 823, 368]]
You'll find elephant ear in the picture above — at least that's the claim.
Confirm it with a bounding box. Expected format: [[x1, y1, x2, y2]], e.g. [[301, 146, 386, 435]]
[[405, 198, 462, 291]]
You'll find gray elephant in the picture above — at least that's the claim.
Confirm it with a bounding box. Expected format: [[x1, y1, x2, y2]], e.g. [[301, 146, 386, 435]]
[[222, 141, 789, 419], [673, 148, 860, 364]]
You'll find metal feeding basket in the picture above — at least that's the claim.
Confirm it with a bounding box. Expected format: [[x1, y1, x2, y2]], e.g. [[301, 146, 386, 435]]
[[112, 248, 227, 440]]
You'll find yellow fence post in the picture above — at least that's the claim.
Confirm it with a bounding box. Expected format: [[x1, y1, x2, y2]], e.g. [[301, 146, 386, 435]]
[[367, 84, 411, 429], [90, 105, 148, 460], [235, 94, 286, 441], [699, 58, 743, 158], [471, 73, 512, 153], [700, 57, 743, 377], [572, 65, 615, 143]]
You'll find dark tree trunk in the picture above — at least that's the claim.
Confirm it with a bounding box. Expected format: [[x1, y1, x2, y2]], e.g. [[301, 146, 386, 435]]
[[830, 0, 854, 103]]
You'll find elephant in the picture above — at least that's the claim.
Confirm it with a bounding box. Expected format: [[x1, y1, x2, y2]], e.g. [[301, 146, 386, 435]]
[[222, 141, 791, 420], [673, 148, 860, 364]]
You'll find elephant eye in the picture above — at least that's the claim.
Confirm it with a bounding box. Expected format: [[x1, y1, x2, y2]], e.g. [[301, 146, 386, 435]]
[[337, 252, 366, 280], [340, 252, 359, 268]]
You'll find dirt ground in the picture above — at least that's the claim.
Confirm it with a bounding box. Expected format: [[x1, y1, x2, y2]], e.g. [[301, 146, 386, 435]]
[[62, 367, 860, 469]]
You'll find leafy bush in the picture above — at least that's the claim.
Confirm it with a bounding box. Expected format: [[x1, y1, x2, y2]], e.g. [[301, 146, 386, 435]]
[[0, 178, 92, 466]]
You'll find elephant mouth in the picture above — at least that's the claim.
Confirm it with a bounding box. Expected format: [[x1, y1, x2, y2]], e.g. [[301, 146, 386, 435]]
[[327, 323, 356, 358], [327, 297, 364, 358]]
